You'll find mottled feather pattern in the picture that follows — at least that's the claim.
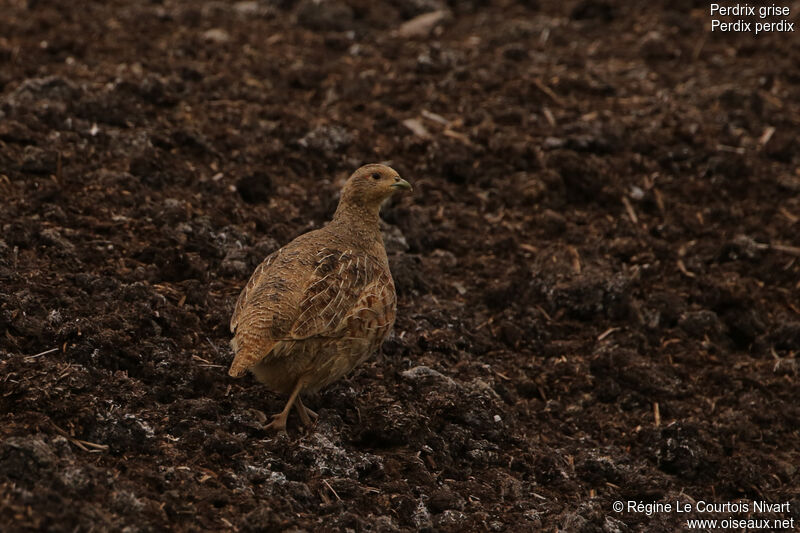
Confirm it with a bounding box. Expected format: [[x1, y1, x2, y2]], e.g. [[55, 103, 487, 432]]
[[227, 164, 410, 430], [228, 236, 396, 380], [291, 249, 379, 338], [229, 250, 279, 334]]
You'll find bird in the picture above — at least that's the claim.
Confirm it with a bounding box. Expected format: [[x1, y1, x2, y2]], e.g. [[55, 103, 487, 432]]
[[228, 164, 412, 431]]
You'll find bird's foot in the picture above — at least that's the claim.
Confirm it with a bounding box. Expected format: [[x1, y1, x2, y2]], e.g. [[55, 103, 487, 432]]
[[296, 398, 318, 427], [263, 412, 289, 433]]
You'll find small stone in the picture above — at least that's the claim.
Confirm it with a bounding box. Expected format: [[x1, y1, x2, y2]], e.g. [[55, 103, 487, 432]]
[[435, 510, 467, 527], [401, 366, 457, 388], [543, 137, 565, 149], [233, 1, 259, 15], [203, 28, 231, 43], [297, 124, 352, 154], [381, 222, 409, 254], [396, 10, 449, 38]]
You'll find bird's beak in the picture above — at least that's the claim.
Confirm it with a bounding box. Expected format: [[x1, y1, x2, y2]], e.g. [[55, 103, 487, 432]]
[[391, 178, 413, 191]]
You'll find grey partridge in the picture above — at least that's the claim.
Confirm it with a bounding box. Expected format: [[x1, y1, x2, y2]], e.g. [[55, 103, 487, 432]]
[[229, 164, 412, 431]]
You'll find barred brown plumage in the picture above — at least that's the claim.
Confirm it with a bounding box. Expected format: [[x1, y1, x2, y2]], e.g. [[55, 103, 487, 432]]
[[228, 164, 412, 432]]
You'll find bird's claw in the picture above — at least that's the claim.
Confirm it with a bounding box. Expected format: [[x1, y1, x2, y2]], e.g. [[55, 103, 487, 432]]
[[263, 413, 288, 433]]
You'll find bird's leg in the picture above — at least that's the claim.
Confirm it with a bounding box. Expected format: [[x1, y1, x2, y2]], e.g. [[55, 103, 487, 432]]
[[265, 376, 307, 432], [295, 396, 318, 427]]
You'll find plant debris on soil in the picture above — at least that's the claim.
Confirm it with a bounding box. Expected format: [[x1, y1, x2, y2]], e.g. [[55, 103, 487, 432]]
[[1, 0, 799, 531]]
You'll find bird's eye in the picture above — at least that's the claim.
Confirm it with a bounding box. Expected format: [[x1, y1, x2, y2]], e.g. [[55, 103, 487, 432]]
[[371, 172, 381, 180]]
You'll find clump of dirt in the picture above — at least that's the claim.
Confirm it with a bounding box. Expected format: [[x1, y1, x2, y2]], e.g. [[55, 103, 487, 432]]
[[1, 0, 799, 531]]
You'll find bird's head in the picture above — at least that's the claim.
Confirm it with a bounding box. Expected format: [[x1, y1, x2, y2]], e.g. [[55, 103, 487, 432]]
[[338, 164, 412, 212]]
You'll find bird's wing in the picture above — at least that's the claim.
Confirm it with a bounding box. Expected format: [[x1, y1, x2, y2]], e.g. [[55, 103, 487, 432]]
[[228, 245, 381, 377], [229, 249, 280, 335], [289, 248, 379, 339], [229, 247, 305, 377]]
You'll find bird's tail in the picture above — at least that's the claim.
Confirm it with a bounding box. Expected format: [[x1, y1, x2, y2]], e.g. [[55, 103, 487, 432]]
[[228, 336, 273, 378], [228, 359, 248, 378]]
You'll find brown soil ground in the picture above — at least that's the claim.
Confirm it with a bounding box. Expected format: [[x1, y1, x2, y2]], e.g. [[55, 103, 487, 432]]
[[1, 0, 799, 531]]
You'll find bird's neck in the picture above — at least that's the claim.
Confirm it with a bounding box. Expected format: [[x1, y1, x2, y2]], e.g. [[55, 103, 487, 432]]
[[331, 203, 382, 244]]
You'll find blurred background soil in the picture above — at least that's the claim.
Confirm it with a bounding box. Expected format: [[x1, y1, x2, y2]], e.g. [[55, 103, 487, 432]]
[[1, 0, 799, 531]]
